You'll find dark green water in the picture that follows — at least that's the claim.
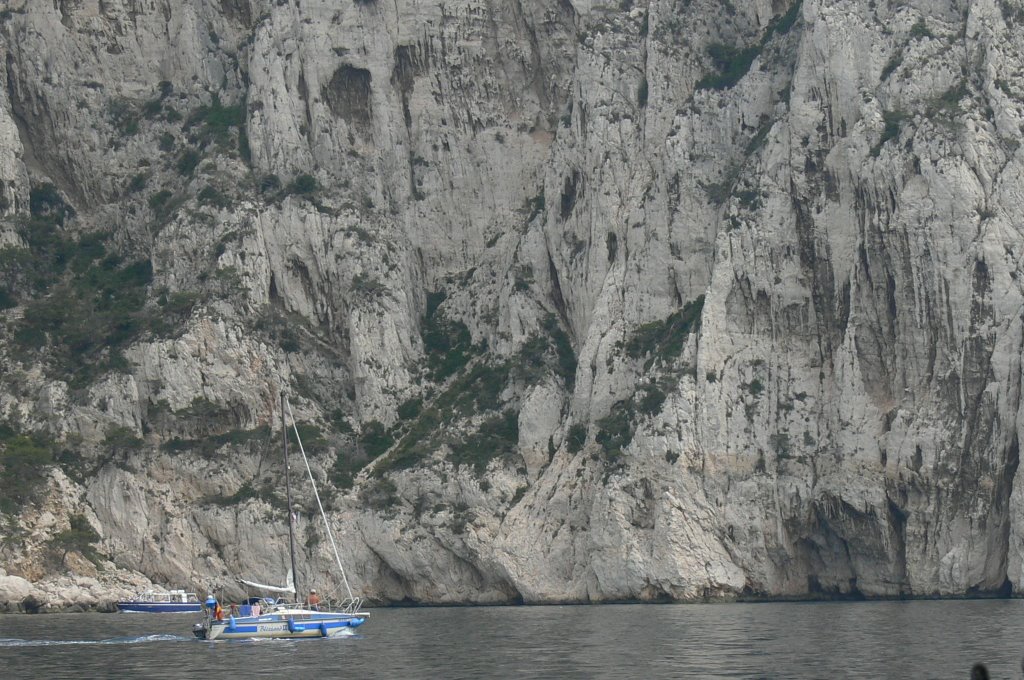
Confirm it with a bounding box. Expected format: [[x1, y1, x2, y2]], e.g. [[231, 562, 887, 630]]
[[0, 600, 1021, 678]]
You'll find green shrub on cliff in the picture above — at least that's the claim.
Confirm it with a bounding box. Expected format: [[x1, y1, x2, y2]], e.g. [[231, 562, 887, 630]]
[[49, 514, 100, 565], [448, 410, 520, 474], [0, 434, 53, 514]]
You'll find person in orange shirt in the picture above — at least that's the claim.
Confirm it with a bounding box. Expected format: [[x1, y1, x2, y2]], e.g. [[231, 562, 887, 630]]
[[307, 589, 320, 610]]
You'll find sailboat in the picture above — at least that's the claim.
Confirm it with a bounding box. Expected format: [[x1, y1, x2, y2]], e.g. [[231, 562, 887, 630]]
[[192, 395, 369, 640]]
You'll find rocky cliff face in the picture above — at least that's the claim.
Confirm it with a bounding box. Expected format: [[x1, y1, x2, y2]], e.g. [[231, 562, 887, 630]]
[[1, 0, 1023, 609]]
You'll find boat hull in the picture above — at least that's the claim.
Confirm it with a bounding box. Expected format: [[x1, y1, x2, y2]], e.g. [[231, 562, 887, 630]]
[[117, 602, 203, 613], [195, 611, 368, 640]]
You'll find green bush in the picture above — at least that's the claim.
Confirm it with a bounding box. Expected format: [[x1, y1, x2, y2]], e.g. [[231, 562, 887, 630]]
[[127, 173, 147, 194], [50, 514, 100, 565], [186, 95, 245, 148], [10, 243, 153, 386], [871, 110, 908, 156], [108, 98, 139, 136], [260, 174, 282, 194], [179, 397, 228, 420], [636, 382, 667, 416], [360, 476, 399, 512], [930, 83, 968, 116], [164, 291, 200, 316], [566, 423, 587, 453], [770, 433, 791, 457], [149, 189, 174, 215], [102, 426, 143, 454], [359, 420, 394, 457], [0, 434, 53, 513], [289, 422, 325, 450], [289, 174, 318, 195], [0, 285, 15, 309], [142, 98, 163, 119], [397, 397, 423, 421], [909, 18, 932, 39], [30, 183, 72, 222], [517, 334, 548, 383], [158, 132, 175, 152], [380, 361, 512, 474], [595, 401, 635, 459], [197, 185, 228, 208], [880, 52, 903, 80], [208, 482, 258, 507], [766, 0, 801, 38], [331, 450, 366, 490], [160, 426, 270, 458], [351, 273, 386, 298], [697, 43, 761, 91], [526, 192, 545, 221], [176, 149, 201, 176], [1, 225, 63, 296], [513, 265, 534, 292], [544, 314, 576, 386], [421, 290, 479, 381], [329, 409, 354, 434], [696, 2, 801, 92], [70, 232, 107, 274], [881, 110, 906, 143], [381, 407, 443, 472], [514, 314, 577, 389], [449, 410, 520, 474], [623, 296, 704, 365]]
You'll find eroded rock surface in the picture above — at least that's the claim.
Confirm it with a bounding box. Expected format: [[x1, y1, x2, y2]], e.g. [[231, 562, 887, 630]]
[[2, 0, 1023, 608]]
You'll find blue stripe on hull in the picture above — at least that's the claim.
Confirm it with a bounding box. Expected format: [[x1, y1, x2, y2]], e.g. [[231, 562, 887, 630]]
[[207, 616, 365, 640]]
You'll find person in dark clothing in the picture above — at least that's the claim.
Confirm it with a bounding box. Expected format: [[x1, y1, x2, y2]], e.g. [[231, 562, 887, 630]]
[[970, 663, 989, 680]]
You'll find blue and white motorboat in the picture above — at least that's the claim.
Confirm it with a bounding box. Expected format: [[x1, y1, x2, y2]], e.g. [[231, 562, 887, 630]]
[[117, 589, 202, 613], [192, 394, 370, 640]]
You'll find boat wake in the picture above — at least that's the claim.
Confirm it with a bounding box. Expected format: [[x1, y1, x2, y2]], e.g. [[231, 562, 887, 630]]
[[0, 634, 190, 647]]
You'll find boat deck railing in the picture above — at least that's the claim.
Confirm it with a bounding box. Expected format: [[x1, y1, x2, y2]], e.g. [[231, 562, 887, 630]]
[[338, 597, 363, 613], [221, 596, 365, 619]]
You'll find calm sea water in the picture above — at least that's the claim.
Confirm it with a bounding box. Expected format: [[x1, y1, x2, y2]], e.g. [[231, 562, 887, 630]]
[[0, 601, 1022, 678]]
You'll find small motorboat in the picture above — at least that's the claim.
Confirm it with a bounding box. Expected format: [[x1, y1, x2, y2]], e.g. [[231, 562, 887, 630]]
[[117, 589, 203, 613]]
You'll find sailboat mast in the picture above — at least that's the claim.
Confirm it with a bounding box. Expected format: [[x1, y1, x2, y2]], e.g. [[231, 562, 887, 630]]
[[282, 393, 300, 601]]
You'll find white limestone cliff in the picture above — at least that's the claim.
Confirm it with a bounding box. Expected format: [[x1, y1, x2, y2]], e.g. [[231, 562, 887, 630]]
[[1, 0, 1023, 609]]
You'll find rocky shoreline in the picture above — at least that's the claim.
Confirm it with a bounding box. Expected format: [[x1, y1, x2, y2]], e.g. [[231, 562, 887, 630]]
[[4, 567, 1019, 614], [0, 566, 154, 614]]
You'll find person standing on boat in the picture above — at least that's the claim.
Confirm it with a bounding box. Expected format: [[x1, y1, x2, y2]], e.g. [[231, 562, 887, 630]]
[[307, 589, 320, 610], [206, 596, 224, 621]]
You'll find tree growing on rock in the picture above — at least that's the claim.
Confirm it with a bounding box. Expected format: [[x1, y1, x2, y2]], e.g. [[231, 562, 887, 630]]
[[49, 514, 100, 567], [0, 434, 53, 513]]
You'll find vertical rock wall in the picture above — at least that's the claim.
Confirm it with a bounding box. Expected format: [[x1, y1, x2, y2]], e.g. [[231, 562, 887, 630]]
[[2, 0, 1024, 606]]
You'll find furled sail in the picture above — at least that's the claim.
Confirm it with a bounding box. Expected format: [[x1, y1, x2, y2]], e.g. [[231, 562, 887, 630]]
[[238, 569, 295, 594]]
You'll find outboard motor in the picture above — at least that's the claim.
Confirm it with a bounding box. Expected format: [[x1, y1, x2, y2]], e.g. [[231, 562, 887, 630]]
[[193, 596, 218, 639]]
